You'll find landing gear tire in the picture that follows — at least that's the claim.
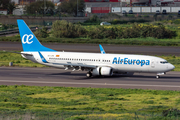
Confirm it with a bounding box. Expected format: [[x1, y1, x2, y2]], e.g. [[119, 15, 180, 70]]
[[86, 72, 92, 78], [156, 75, 160, 79]]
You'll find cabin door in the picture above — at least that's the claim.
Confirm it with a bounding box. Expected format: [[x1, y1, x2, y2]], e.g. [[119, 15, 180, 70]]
[[151, 59, 155, 68]]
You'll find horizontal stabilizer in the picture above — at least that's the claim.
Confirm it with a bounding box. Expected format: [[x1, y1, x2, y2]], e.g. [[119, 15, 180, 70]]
[[3, 50, 33, 56]]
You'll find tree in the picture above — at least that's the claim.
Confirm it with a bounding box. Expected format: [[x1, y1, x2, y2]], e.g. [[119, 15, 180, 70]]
[[0, 0, 15, 14], [8, 1, 15, 14], [25, 0, 55, 15], [58, 0, 85, 16], [34, 27, 49, 38], [52, 20, 87, 38]]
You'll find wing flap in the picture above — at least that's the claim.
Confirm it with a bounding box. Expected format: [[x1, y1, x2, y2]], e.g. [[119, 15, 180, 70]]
[[52, 62, 97, 69]]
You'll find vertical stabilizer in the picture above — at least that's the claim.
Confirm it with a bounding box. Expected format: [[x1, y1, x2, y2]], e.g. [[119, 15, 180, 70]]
[[17, 19, 56, 52]]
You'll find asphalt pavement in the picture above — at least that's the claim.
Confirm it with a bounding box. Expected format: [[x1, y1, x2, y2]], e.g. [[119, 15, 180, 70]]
[[0, 41, 180, 56], [0, 67, 180, 90]]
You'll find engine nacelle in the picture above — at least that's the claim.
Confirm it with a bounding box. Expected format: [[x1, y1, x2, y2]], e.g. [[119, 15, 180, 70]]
[[92, 67, 113, 76]]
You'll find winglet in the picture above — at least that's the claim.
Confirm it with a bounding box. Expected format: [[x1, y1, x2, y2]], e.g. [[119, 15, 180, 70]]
[[99, 44, 106, 54], [17, 19, 56, 52]]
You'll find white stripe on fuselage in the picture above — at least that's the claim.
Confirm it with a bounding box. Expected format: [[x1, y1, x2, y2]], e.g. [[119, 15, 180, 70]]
[[22, 51, 172, 73]]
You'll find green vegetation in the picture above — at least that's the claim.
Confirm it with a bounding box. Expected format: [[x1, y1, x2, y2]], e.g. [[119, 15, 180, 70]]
[[47, 18, 180, 45], [0, 85, 180, 119], [52, 20, 86, 38], [58, 0, 85, 17], [25, 0, 55, 15], [0, 51, 180, 71], [0, 0, 15, 14], [110, 19, 150, 25], [0, 23, 17, 31], [2, 18, 180, 46], [83, 14, 101, 25], [52, 20, 176, 39], [34, 27, 49, 38]]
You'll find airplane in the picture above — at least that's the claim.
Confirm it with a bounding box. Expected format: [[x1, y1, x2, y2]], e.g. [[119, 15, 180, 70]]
[[17, 19, 175, 79]]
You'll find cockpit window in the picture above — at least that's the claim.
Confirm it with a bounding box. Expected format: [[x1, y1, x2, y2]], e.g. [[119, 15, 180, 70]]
[[160, 61, 168, 64]]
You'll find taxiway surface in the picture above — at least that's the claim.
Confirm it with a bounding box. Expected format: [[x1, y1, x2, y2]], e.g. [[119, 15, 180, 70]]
[[1, 42, 180, 56], [0, 67, 180, 90]]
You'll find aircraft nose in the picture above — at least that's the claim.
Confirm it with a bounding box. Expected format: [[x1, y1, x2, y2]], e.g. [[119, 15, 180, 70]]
[[168, 64, 175, 71]]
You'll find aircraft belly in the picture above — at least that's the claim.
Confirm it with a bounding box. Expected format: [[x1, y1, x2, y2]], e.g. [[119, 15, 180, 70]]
[[40, 62, 65, 69], [148, 66, 168, 73], [114, 64, 149, 72], [24, 56, 37, 63]]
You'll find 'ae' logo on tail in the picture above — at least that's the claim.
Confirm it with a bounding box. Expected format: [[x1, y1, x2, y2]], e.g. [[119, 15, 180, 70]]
[[22, 34, 34, 44]]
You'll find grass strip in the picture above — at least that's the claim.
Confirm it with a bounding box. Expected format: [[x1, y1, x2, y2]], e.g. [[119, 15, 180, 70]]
[[0, 85, 180, 119]]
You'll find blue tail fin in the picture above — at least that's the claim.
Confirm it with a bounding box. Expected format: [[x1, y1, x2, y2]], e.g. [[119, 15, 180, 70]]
[[17, 19, 56, 52], [99, 44, 106, 54]]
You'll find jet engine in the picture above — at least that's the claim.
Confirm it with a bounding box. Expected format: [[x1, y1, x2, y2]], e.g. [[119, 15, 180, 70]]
[[92, 67, 113, 76]]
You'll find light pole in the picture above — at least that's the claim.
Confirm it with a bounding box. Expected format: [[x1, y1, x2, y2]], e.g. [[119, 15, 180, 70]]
[[44, 0, 46, 16], [119, 0, 120, 13], [121, 0, 122, 13], [77, 0, 78, 17]]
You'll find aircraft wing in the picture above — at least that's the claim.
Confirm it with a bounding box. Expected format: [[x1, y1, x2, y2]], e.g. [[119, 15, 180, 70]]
[[52, 62, 97, 69], [51, 62, 113, 71]]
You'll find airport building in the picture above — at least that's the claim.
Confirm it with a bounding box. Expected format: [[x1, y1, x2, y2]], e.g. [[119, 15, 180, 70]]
[[84, 0, 180, 14], [85, 0, 176, 6]]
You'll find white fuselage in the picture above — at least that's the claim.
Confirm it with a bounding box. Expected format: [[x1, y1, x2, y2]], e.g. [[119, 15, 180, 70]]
[[22, 51, 175, 73], [17, 19, 175, 78]]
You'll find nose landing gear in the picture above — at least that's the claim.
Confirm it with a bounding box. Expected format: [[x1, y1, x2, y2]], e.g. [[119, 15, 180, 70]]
[[156, 72, 165, 79], [156, 75, 160, 79]]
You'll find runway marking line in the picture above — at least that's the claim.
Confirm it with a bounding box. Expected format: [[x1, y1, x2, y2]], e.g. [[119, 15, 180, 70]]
[[0, 80, 180, 88]]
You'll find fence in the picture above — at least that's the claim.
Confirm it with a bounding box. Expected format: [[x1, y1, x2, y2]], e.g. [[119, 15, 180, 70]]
[[86, 7, 180, 13], [0, 15, 89, 25], [92, 7, 111, 13]]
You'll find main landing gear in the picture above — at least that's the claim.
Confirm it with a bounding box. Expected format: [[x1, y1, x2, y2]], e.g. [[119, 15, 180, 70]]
[[86, 71, 92, 78]]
